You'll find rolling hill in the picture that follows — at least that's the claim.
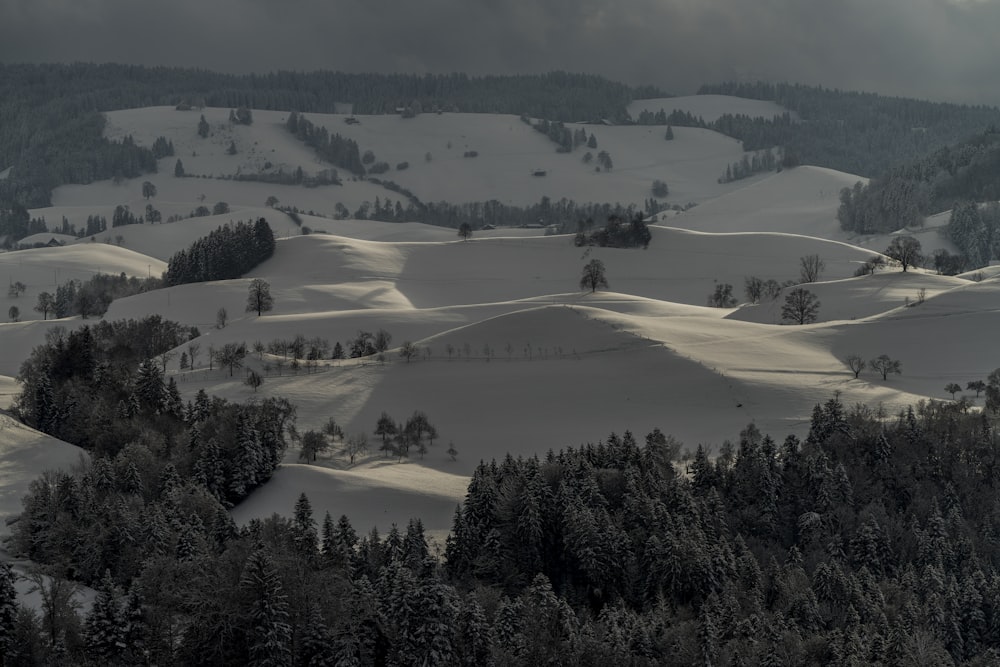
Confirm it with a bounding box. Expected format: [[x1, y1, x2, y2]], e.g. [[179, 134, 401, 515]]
[[2, 95, 996, 542]]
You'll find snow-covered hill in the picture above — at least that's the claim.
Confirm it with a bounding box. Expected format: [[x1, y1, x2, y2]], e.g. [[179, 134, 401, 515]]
[[2, 96, 993, 539]]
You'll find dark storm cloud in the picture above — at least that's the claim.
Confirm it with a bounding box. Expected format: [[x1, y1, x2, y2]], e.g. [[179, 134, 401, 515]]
[[2, 0, 1000, 104]]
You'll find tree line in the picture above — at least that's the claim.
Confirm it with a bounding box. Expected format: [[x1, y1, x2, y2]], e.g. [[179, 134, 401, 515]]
[[163, 218, 275, 286], [8, 389, 1000, 664], [0, 64, 650, 208], [696, 81, 1000, 178]]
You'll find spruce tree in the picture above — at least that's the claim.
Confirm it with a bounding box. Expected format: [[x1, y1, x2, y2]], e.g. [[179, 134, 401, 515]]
[[240, 547, 292, 667], [85, 570, 126, 664], [0, 561, 18, 657]]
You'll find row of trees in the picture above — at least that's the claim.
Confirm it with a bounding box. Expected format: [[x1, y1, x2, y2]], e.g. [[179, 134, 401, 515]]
[[285, 112, 365, 176], [29, 273, 162, 321], [718, 149, 779, 183], [163, 218, 274, 286]]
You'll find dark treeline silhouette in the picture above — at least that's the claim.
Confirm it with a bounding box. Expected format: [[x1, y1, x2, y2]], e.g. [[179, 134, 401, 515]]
[[574, 213, 652, 248], [692, 81, 1000, 177], [285, 112, 364, 176], [163, 218, 275, 286], [341, 194, 656, 233], [10, 385, 1000, 664], [836, 129, 1000, 258]]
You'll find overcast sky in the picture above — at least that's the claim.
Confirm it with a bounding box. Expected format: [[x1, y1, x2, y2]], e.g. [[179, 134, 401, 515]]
[[2, 0, 999, 105]]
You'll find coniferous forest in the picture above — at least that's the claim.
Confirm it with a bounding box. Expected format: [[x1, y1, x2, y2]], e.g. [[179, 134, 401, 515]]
[[8, 64, 1000, 666], [162, 218, 276, 287], [7, 316, 1000, 666]]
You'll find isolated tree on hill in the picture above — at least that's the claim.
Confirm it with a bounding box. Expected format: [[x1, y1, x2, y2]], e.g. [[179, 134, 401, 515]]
[[197, 114, 209, 138], [870, 354, 902, 381], [744, 276, 764, 304], [580, 259, 608, 293], [374, 329, 392, 353], [665, 125, 675, 140], [300, 430, 328, 463], [266, 195, 279, 208], [245, 370, 263, 393], [781, 288, 821, 324], [458, 222, 473, 241], [708, 283, 737, 308], [885, 236, 923, 272], [141, 181, 157, 200], [400, 341, 419, 362], [855, 255, 887, 276], [235, 106, 253, 125], [945, 383, 962, 399], [967, 380, 986, 397], [174, 159, 185, 177], [216, 307, 228, 329], [246, 278, 273, 316], [342, 433, 368, 465], [35, 292, 54, 320], [652, 179, 669, 198], [799, 254, 825, 283], [218, 342, 247, 377], [845, 354, 865, 378], [8, 306, 19, 322], [375, 412, 397, 454], [213, 201, 229, 215]]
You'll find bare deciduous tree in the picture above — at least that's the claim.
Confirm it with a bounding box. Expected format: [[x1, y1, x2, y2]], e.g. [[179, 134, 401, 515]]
[[781, 288, 821, 324], [869, 354, 902, 381], [845, 354, 865, 379], [580, 259, 608, 293], [799, 254, 825, 283]]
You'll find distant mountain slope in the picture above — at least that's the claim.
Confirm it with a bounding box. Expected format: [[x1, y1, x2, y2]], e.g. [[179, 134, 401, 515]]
[[696, 81, 1000, 177]]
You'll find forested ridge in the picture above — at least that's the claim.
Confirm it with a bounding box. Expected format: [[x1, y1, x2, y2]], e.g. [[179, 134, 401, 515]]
[[7, 316, 1000, 666], [692, 81, 1000, 178], [0, 63, 644, 209]]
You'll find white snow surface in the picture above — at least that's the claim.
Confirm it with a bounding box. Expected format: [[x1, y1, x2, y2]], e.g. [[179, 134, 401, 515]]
[[1, 101, 995, 541]]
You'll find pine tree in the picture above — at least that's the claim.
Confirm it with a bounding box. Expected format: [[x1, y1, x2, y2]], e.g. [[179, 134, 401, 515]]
[[300, 603, 337, 666], [293, 492, 319, 556], [0, 561, 18, 657], [85, 570, 126, 664], [240, 547, 292, 667]]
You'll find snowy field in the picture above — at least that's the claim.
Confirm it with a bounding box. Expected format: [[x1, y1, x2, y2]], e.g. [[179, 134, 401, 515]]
[[2, 95, 994, 545]]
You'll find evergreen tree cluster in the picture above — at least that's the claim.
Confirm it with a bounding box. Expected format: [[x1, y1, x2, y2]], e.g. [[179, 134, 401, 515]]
[[339, 193, 651, 234], [947, 201, 1000, 268], [111, 204, 142, 228], [0, 205, 48, 245], [285, 112, 365, 176], [150, 135, 175, 159], [0, 64, 646, 209], [696, 81, 1000, 177], [634, 108, 670, 125], [530, 119, 596, 152], [13, 317, 194, 441], [37, 272, 162, 321], [718, 149, 779, 183], [573, 213, 652, 249], [163, 218, 275, 286], [835, 179, 927, 234], [13, 391, 1000, 664]]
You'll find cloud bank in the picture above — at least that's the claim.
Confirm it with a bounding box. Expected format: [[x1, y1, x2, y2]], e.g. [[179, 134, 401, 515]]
[[2, 0, 999, 104]]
